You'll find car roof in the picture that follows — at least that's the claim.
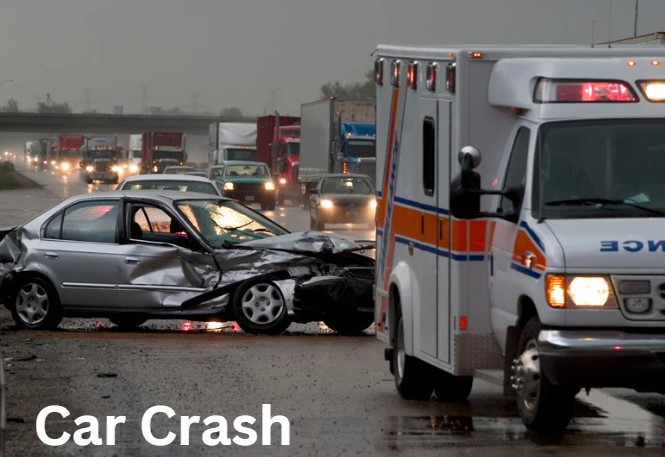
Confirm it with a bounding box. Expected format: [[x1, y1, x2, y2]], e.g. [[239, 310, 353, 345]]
[[220, 161, 269, 167], [320, 173, 372, 179], [120, 174, 213, 183], [62, 190, 232, 203]]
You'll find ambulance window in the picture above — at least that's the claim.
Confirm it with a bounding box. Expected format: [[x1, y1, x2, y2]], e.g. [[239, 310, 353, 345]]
[[423, 117, 435, 196], [500, 127, 530, 217]]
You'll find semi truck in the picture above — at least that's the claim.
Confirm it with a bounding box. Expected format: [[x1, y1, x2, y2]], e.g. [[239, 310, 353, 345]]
[[374, 44, 665, 432], [54, 135, 85, 174], [79, 137, 121, 184], [208, 122, 257, 166], [256, 114, 301, 205], [298, 98, 376, 207], [141, 131, 187, 173]]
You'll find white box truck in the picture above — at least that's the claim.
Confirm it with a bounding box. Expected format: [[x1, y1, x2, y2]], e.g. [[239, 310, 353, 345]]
[[299, 98, 376, 206], [208, 122, 257, 166], [374, 44, 665, 432]]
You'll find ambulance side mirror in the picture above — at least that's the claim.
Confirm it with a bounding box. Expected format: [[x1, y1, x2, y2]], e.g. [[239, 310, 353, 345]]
[[450, 146, 482, 219]]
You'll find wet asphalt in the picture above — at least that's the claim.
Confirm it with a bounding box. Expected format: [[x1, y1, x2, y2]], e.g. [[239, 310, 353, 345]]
[[2, 163, 665, 456]]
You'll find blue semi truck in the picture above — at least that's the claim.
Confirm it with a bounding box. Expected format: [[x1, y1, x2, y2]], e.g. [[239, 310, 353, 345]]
[[298, 97, 376, 207]]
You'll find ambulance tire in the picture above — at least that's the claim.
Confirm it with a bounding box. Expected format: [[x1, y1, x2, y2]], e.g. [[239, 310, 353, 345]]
[[514, 317, 576, 433], [393, 315, 435, 400], [433, 371, 473, 402]]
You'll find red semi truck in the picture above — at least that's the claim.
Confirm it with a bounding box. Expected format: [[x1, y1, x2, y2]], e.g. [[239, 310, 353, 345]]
[[55, 135, 85, 174], [141, 131, 187, 173], [256, 114, 300, 205]]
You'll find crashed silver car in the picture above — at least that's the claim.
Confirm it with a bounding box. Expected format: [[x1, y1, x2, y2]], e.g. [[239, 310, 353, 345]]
[[0, 191, 375, 335]]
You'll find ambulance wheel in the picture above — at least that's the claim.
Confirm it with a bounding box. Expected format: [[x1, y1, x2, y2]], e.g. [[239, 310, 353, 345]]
[[393, 315, 434, 400], [513, 317, 576, 432], [433, 371, 473, 402]]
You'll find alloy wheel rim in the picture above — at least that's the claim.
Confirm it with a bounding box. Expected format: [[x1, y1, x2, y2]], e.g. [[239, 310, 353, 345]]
[[513, 339, 541, 413], [241, 283, 284, 325], [16, 283, 49, 326], [397, 320, 406, 380]]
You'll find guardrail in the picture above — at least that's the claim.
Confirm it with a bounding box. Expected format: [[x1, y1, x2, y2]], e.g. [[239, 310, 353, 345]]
[[0, 352, 5, 457]]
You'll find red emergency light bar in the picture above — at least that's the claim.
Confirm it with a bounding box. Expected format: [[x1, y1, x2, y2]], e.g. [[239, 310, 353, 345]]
[[534, 78, 638, 103]]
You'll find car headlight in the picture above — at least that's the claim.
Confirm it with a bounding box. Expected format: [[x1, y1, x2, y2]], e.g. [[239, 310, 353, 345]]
[[265, 181, 275, 191], [320, 199, 334, 209], [279, 178, 287, 185], [370, 199, 377, 209], [128, 164, 139, 173], [545, 274, 618, 308], [111, 165, 121, 173], [153, 165, 159, 172], [85, 165, 94, 173], [60, 162, 70, 171], [224, 182, 234, 191]]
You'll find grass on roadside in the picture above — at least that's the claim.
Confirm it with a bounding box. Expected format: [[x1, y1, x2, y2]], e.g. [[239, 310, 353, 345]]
[[0, 164, 40, 190]]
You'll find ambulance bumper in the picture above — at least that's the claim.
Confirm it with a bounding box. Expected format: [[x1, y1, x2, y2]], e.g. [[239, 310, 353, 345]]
[[538, 330, 665, 391]]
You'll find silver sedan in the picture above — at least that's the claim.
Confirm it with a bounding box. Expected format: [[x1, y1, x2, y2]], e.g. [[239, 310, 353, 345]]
[[0, 191, 375, 335]]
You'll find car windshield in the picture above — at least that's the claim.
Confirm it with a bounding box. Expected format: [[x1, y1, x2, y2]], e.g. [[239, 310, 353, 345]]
[[535, 119, 665, 219], [86, 150, 116, 160], [175, 199, 288, 247], [321, 177, 374, 194], [121, 180, 219, 195], [224, 164, 269, 177], [285, 142, 300, 156]]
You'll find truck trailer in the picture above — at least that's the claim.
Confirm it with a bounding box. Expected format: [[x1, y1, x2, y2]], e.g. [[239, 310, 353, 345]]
[[374, 44, 665, 432], [208, 122, 257, 167], [298, 98, 376, 207], [256, 114, 301, 205], [141, 131, 187, 174]]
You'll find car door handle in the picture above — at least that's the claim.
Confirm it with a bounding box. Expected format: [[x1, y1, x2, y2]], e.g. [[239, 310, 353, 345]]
[[44, 252, 59, 259], [124, 257, 140, 264]]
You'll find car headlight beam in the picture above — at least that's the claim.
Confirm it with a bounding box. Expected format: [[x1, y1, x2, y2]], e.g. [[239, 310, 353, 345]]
[[568, 277, 609, 307]]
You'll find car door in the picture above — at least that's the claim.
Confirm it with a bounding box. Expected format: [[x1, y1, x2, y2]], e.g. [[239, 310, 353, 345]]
[[116, 201, 219, 310], [39, 199, 122, 309]]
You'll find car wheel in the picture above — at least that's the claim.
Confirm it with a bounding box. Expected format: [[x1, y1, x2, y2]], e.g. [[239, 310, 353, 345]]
[[265, 199, 276, 211], [513, 317, 577, 432], [277, 191, 285, 206], [433, 371, 473, 402], [232, 277, 291, 335], [393, 314, 434, 400], [86, 177, 93, 184], [323, 311, 374, 336], [109, 315, 147, 329], [10, 275, 63, 330]]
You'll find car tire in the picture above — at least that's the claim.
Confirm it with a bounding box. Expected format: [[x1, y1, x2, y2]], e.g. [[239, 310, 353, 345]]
[[277, 191, 285, 206], [513, 317, 577, 432], [433, 371, 473, 402], [109, 315, 147, 329], [323, 311, 374, 336], [262, 199, 276, 211], [232, 276, 291, 335], [393, 314, 435, 400], [10, 275, 63, 330]]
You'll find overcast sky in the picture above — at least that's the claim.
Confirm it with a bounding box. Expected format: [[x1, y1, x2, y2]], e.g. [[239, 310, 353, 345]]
[[0, 0, 663, 116]]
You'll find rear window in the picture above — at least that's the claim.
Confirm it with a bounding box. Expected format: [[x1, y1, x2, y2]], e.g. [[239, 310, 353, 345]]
[[122, 180, 218, 195]]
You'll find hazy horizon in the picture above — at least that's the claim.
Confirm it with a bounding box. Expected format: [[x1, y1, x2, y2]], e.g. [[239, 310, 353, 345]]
[[0, 0, 662, 116]]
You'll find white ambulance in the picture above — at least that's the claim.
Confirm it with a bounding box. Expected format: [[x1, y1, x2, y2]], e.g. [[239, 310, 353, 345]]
[[374, 44, 665, 432]]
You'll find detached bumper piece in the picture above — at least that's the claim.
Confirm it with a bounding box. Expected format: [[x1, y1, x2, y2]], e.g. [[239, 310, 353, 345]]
[[293, 267, 374, 319], [538, 330, 665, 392]]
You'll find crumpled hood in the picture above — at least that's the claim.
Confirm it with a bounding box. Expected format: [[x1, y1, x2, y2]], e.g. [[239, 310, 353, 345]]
[[546, 218, 665, 270], [241, 231, 372, 254]]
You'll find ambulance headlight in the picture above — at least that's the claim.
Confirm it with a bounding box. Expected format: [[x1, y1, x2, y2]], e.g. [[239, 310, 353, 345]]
[[546, 275, 618, 309], [568, 277, 610, 307]]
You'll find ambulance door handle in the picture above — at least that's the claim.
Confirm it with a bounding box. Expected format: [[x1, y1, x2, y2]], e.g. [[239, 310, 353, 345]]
[[521, 251, 536, 269], [408, 241, 414, 256]]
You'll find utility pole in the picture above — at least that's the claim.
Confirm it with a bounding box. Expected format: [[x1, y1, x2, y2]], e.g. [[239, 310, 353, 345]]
[[634, 0, 639, 37], [187, 91, 199, 114], [140, 85, 149, 113], [83, 88, 92, 112]]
